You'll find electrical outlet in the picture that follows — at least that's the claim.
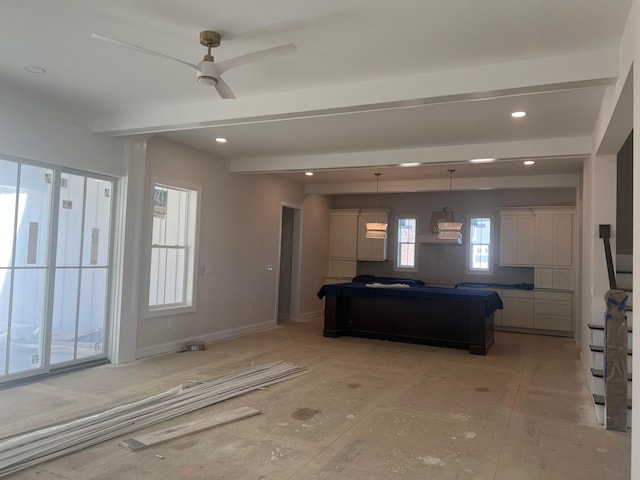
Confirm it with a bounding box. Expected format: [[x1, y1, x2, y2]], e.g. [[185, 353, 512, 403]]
[[167, 317, 173, 328]]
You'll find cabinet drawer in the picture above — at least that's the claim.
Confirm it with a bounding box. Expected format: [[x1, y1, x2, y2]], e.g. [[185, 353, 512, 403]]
[[534, 299, 572, 316], [534, 314, 572, 332], [534, 290, 572, 301], [500, 289, 534, 299]]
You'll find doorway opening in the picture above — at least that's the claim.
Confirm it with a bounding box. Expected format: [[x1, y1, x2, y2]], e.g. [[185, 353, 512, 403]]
[[277, 205, 301, 323]]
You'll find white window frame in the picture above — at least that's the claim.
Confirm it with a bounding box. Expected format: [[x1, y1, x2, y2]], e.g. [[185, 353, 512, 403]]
[[144, 177, 200, 318], [394, 215, 418, 272], [466, 214, 493, 275]]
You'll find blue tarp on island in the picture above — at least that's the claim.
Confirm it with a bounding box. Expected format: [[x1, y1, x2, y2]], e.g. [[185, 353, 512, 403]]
[[318, 282, 503, 318]]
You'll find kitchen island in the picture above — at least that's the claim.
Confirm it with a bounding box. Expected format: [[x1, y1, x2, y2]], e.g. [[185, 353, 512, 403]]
[[317, 281, 502, 355]]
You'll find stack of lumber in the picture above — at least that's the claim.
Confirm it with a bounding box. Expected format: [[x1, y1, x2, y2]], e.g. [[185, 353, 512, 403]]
[[0, 361, 306, 477]]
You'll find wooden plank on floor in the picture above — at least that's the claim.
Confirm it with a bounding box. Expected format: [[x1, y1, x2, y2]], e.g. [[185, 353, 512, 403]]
[[119, 406, 261, 451]]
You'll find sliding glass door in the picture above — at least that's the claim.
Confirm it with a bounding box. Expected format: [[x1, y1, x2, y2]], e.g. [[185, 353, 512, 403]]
[[0, 160, 53, 377], [51, 172, 113, 365], [0, 157, 115, 382]]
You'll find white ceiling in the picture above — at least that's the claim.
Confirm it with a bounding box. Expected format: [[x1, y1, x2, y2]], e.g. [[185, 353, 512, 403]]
[[0, 0, 633, 189]]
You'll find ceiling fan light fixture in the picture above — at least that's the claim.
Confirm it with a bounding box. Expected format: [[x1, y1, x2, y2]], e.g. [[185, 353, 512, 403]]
[[197, 75, 217, 86]]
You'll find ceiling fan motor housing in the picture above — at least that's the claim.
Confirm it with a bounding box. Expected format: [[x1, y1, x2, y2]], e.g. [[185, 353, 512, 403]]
[[197, 60, 218, 86]]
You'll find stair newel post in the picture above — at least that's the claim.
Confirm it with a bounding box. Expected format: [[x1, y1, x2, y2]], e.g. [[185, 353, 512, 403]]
[[604, 289, 629, 431]]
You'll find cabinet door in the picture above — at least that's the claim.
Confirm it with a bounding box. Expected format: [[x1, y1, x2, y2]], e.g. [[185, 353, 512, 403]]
[[552, 269, 572, 290], [328, 259, 357, 278], [517, 215, 535, 264], [500, 215, 534, 265], [534, 268, 553, 289], [534, 212, 574, 267], [553, 214, 573, 266], [499, 216, 518, 265], [357, 214, 387, 261], [501, 297, 534, 328], [534, 214, 554, 265], [329, 213, 358, 258]]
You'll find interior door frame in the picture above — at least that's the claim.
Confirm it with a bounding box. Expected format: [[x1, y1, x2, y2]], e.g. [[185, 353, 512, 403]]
[[276, 203, 302, 323]]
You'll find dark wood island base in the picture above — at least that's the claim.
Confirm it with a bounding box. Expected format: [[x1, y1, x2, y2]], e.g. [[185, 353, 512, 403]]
[[320, 285, 500, 355]]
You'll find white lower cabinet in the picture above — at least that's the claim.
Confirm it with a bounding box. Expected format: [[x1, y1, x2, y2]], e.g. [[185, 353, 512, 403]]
[[500, 289, 534, 328], [497, 289, 573, 333], [533, 290, 573, 332]]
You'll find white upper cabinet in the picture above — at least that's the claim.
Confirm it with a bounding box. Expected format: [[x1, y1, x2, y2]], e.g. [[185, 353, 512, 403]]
[[357, 209, 389, 261], [328, 209, 359, 259], [533, 208, 574, 267], [499, 209, 535, 266], [500, 207, 574, 270]]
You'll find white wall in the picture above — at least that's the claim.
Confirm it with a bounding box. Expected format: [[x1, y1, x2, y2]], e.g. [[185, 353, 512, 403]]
[[588, 1, 637, 473], [135, 137, 321, 357], [297, 194, 332, 320], [0, 101, 124, 176], [579, 155, 617, 395]]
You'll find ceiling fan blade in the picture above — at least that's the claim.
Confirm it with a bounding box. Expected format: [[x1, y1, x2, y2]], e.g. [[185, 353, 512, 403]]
[[216, 43, 298, 74], [91, 33, 198, 70], [215, 76, 236, 99]]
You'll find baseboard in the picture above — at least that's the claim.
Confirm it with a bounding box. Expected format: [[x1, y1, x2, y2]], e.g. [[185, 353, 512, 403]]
[[135, 320, 276, 359], [293, 308, 324, 322]]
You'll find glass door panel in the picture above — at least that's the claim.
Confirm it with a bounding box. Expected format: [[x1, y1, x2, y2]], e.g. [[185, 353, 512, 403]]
[[1, 162, 53, 377], [0, 159, 19, 375], [51, 173, 112, 366], [77, 268, 107, 358], [50, 268, 80, 364], [8, 268, 48, 374]]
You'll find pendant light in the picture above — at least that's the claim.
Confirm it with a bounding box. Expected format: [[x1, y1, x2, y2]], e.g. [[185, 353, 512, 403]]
[[436, 169, 462, 240], [366, 173, 387, 239]]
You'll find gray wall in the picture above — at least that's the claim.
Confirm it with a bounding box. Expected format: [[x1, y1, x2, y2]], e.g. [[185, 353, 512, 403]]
[[334, 188, 576, 286], [137, 137, 327, 353]]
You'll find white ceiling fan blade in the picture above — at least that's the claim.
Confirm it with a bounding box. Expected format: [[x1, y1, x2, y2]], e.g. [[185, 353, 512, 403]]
[[91, 33, 198, 70], [216, 43, 298, 74], [215, 76, 236, 99]]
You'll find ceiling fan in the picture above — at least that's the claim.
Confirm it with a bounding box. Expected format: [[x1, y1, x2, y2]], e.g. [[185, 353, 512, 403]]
[[91, 31, 298, 99]]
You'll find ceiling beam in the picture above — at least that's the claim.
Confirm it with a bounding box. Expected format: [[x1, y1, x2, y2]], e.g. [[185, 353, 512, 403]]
[[227, 137, 592, 173], [93, 49, 618, 135], [304, 174, 582, 195]]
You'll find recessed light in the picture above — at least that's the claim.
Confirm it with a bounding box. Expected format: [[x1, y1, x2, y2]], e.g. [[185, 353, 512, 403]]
[[215, 137, 227, 143], [399, 162, 420, 167], [511, 111, 527, 118], [524, 160, 535, 165], [470, 158, 495, 163], [24, 65, 47, 74], [304, 171, 314, 176]]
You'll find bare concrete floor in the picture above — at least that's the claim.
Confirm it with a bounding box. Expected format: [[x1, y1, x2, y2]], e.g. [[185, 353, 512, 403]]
[[1, 318, 631, 479]]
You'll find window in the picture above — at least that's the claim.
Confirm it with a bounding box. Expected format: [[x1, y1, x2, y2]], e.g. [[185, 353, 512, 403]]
[[396, 217, 417, 271], [148, 182, 199, 312], [467, 216, 493, 274]]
